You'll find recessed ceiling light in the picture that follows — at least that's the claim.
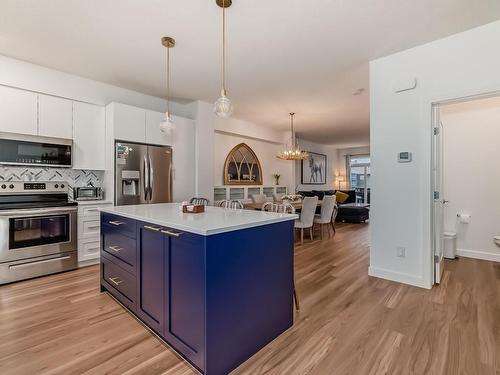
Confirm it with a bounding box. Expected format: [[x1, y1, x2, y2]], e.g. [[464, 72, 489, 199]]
[[352, 88, 365, 96]]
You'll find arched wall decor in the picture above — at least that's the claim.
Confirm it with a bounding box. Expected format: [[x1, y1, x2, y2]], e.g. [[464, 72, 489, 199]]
[[223, 143, 263, 185]]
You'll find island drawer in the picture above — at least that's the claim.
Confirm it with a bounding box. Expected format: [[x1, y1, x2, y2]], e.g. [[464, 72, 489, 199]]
[[101, 213, 137, 239], [102, 228, 137, 275], [101, 255, 136, 311]]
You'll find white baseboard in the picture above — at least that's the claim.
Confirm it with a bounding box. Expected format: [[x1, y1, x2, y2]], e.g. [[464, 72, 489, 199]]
[[456, 248, 500, 262], [368, 266, 431, 289]]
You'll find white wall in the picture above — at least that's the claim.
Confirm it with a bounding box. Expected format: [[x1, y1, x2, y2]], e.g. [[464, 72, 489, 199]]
[[213, 116, 294, 193], [193, 101, 215, 199], [370, 20, 500, 288], [214, 132, 294, 189], [295, 139, 337, 192], [441, 96, 500, 262]]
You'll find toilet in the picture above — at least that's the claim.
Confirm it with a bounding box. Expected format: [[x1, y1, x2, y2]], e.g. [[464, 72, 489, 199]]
[[494, 236, 500, 248], [443, 231, 457, 259]]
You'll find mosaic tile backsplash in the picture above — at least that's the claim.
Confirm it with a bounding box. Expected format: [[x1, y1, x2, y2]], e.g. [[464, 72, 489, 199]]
[[0, 166, 104, 200]]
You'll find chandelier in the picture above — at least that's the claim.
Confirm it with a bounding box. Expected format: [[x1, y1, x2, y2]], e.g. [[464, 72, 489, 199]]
[[277, 113, 309, 160]]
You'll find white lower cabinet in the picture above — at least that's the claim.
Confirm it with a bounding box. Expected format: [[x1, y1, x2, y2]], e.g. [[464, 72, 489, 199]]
[[77, 202, 112, 265]]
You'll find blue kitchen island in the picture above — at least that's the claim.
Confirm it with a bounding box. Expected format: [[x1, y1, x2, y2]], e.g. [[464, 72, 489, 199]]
[[99, 203, 297, 375]]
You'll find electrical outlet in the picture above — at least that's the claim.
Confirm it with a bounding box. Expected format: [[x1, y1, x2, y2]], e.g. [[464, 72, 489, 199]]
[[396, 247, 406, 258]]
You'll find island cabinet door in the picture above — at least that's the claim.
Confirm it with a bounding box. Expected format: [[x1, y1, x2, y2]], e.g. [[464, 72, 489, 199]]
[[136, 223, 166, 334], [162, 230, 206, 373]]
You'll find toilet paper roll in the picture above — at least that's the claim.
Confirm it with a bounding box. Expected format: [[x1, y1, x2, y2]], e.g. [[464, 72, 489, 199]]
[[457, 214, 471, 224]]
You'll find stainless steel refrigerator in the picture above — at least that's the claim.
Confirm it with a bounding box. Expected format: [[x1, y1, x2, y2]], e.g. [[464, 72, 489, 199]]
[[115, 141, 172, 206]]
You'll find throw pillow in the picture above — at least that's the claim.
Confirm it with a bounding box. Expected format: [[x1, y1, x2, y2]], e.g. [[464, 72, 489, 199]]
[[335, 191, 349, 204]]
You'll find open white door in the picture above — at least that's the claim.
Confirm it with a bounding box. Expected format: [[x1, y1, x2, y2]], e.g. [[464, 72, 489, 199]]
[[432, 105, 445, 284]]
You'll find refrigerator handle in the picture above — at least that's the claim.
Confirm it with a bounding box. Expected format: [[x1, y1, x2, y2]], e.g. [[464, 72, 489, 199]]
[[149, 154, 154, 199], [143, 155, 149, 201]]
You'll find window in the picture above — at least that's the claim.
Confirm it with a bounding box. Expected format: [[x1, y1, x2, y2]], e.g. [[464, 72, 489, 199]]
[[223, 143, 263, 185], [348, 154, 370, 204]]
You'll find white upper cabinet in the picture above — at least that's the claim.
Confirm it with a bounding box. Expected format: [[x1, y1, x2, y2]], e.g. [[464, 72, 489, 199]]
[[73, 102, 105, 170], [38, 94, 73, 139], [145, 110, 171, 145], [112, 103, 146, 143], [0, 85, 38, 135], [171, 116, 195, 202]]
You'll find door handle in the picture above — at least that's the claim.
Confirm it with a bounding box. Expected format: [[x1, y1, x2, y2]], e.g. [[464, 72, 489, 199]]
[[442, 200, 449, 204], [9, 256, 71, 269], [144, 155, 149, 201], [108, 220, 125, 226], [149, 155, 154, 200], [144, 225, 161, 232], [108, 276, 124, 286], [161, 229, 183, 237], [108, 245, 123, 252]]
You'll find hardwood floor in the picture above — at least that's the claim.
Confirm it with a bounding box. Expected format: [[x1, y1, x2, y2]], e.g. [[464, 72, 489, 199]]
[[1, 223, 498, 374]]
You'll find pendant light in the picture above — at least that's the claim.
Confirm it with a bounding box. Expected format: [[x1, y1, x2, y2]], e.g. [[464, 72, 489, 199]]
[[277, 113, 309, 160], [159, 36, 175, 133], [214, 0, 234, 118]]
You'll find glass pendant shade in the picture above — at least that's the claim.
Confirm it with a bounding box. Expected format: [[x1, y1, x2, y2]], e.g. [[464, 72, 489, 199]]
[[214, 0, 233, 118], [159, 112, 173, 133], [214, 90, 233, 118]]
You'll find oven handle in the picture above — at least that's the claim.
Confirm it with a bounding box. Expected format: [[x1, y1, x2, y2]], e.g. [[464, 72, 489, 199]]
[[0, 207, 77, 217], [8, 255, 72, 269]]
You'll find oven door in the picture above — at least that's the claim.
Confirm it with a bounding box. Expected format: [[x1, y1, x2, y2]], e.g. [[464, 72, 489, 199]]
[[0, 207, 77, 263]]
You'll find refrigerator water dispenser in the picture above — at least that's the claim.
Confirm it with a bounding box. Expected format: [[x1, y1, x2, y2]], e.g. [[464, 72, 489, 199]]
[[121, 170, 140, 196]]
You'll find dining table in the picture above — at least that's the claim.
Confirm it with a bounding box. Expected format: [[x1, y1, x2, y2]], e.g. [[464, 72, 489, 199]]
[[244, 200, 323, 212]]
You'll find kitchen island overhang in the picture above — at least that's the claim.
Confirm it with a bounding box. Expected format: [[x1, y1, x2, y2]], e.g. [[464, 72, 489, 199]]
[[99, 203, 297, 375]]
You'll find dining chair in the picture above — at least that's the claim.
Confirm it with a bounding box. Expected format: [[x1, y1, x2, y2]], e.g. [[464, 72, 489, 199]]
[[218, 199, 243, 209], [313, 195, 336, 239], [250, 194, 267, 205], [331, 204, 339, 234], [279, 203, 296, 214], [294, 196, 318, 244], [190, 197, 210, 206], [262, 202, 279, 212]]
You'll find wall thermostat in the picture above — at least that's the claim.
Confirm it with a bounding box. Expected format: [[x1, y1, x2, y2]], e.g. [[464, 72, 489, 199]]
[[398, 152, 412, 163]]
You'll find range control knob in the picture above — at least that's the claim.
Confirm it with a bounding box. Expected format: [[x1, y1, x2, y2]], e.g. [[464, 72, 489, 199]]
[[54, 184, 59, 188], [60, 184, 65, 188], [1, 184, 6, 189], [9, 184, 14, 189]]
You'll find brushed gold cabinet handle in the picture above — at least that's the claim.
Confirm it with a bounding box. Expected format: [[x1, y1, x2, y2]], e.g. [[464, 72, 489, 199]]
[[161, 229, 183, 237], [109, 277, 124, 286], [108, 245, 123, 253], [109, 221, 125, 226], [144, 225, 161, 232]]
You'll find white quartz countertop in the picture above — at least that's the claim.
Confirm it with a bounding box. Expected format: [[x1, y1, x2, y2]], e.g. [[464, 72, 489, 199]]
[[76, 200, 113, 206], [99, 203, 298, 236]]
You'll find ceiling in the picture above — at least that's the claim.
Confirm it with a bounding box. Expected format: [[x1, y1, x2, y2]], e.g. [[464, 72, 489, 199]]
[[1, 1, 500, 145]]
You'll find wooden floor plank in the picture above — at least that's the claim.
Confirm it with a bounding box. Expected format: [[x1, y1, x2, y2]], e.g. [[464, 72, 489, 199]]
[[0, 223, 498, 374]]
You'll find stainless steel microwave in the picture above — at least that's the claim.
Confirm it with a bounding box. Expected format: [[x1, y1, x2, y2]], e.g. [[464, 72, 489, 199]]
[[0, 132, 72, 167]]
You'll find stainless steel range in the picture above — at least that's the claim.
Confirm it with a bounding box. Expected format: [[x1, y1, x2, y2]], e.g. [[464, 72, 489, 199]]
[[0, 181, 77, 284]]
